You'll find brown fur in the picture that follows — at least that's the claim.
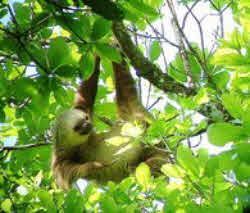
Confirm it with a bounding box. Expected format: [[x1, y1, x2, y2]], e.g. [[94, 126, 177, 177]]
[[52, 55, 168, 190]]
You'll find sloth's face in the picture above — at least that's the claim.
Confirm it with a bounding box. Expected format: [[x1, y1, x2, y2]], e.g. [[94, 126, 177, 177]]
[[73, 111, 92, 135], [55, 109, 93, 147]]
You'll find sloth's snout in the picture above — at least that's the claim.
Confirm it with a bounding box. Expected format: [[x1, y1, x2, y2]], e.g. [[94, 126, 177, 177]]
[[74, 121, 92, 135], [81, 122, 92, 134]]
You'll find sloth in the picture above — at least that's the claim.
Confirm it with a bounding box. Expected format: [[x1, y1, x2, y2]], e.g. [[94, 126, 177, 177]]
[[51, 55, 168, 190]]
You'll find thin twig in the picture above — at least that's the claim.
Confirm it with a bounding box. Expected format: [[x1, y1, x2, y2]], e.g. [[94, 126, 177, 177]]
[[166, 0, 194, 87], [147, 97, 162, 110], [181, 0, 201, 30], [146, 83, 152, 108], [185, 4, 206, 61], [96, 115, 114, 127], [0, 142, 52, 153]]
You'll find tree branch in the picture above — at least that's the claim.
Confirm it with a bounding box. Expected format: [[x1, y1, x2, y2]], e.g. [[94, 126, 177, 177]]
[[112, 21, 195, 96], [0, 142, 52, 153]]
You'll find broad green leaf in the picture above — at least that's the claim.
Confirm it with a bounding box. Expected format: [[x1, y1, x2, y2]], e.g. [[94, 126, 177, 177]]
[[95, 102, 116, 120], [54, 64, 76, 77], [91, 17, 111, 40], [161, 163, 185, 178], [127, 0, 158, 17], [212, 70, 229, 90], [135, 163, 151, 190], [177, 146, 199, 177], [48, 37, 73, 69], [204, 157, 219, 177], [146, 119, 168, 138], [79, 53, 95, 78], [0, 107, 5, 122], [235, 143, 250, 164], [218, 151, 239, 170], [168, 55, 187, 83], [121, 122, 143, 137], [13, 3, 31, 29], [0, 8, 7, 19], [53, 84, 72, 106], [235, 162, 250, 181], [149, 41, 162, 61], [74, 15, 91, 40], [27, 43, 47, 70], [145, 0, 164, 8], [0, 71, 8, 96], [100, 195, 118, 213], [119, 177, 135, 192], [163, 104, 178, 120], [13, 78, 37, 101], [194, 88, 209, 105], [29, 12, 51, 35], [197, 149, 209, 172], [1, 199, 12, 213], [122, 2, 141, 23], [210, 0, 230, 9], [212, 48, 250, 72], [37, 190, 56, 213], [40, 28, 53, 39], [64, 189, 85, 213], [221, 93, 243, 119], [95, 43, 121, 62], [207, 122, 244, 146]]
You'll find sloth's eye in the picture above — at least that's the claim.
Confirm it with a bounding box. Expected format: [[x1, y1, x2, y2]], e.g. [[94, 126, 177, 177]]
[[85, 115, 89, 120]]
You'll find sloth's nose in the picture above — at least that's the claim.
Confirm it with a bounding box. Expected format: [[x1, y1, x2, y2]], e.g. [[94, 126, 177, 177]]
[[81, 122, 92, 134], [74, 122, 92, 135]]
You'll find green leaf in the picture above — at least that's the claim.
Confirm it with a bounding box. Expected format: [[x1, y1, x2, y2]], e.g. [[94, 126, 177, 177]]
[[207, 122, 244, 146], [13, 78, 37, 101], [0, 8, 7, 19], [54, 64, 76, 78], [13, 3, 31, 29], [144, 0, 164, 8], [100, 195, 118, 213], [91, 17, 111, 41], [204, 157, 219, 177], [79, 53, 95, 78], [0, 71, 8, 96], [48, 37, 73, 69], [149, 41, 162, 61], [135, 163, 151, 190], [221, 93, 243, 120], [64, 189, 85, 213], [177, 146, 199, 177], [96, 43, 121, 62], [40, 28, 53, 39], [1, 199, 12, 213], [194, 88, 209, 105], [75, 15, 91, 40], [161, 163, 185, 178], [235, 143, 250, 164], [127, 0, 158, 17], [212, 70, 229, 90], [37, 190, 56, 213], [0, 107, 5, 122], [168, 55, 187, 83], [218, 151, 239, 170], [235, 162, 250, 181]]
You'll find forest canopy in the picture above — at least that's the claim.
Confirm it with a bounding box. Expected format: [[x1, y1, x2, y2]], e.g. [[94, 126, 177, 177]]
[[0, 0, 250, 212]]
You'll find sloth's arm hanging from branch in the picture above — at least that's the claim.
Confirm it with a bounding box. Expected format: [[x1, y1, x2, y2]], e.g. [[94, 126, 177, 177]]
[[112, 21, 195, 96], [112, 57, 153, 123], [75, 56, 100, 115]]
